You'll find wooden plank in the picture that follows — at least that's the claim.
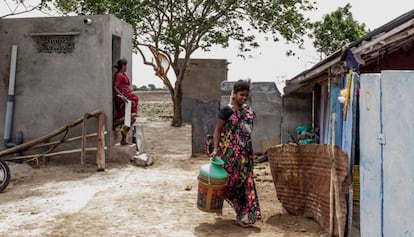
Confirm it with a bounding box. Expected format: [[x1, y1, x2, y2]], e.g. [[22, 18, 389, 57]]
[[4, 147, 107, 161], [354, 20, 414, 55], [96, 113, 105, 171], [29, 132, 107, 150], [329, 167, 334, 236], [0, 109, 103, 157], [329, 113, 337, 236], [330, 113, 344, 237]]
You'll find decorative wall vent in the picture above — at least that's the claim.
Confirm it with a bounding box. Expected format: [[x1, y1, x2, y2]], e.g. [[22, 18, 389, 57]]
[[31, 32, 80, 54]]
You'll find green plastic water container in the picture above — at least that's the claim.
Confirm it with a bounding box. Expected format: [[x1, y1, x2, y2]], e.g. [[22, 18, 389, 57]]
[[199, 157, 228, 179], [197, 157, 228, 213]]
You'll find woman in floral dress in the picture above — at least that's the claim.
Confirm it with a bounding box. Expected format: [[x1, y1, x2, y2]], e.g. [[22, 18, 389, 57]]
[[211, 79, 262, 227]]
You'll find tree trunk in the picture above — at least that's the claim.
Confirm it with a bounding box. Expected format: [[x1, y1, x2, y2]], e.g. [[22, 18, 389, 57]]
[[171, 83, 183, 127]]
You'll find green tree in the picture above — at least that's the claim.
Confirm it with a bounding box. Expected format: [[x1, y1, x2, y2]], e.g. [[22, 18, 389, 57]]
[[51, 0, 316, 126], [139, 85, 148, 91], [147, 84, 156, 91], [132, 84, 139, 91], [312, 3, 369, 57]]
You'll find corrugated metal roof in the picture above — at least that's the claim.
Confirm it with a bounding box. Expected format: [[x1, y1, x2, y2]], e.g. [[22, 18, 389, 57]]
[[284, 9, 414, 95]]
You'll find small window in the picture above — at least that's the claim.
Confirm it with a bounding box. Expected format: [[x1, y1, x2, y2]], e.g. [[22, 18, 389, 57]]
[[31, 32, 80, 54]]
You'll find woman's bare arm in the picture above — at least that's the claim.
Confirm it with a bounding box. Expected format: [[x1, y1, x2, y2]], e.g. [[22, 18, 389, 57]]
[[212, 119, 225, 156]]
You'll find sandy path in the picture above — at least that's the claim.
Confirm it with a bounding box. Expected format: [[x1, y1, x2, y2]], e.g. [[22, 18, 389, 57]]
[[0, 117, 327, 237]]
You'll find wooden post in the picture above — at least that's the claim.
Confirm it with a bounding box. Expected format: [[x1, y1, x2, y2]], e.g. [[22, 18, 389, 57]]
[[81, 114, 88, 164], [333, 165, 344, 237], [329, 113, 336, 236], [96, 113, 105, 171], [330, 113, 344, 237], [330, 166, 334, 236], [312, 90, 315, 131]]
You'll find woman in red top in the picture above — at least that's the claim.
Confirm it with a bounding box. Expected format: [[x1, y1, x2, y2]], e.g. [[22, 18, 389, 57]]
[[113, 58, 138, 145]]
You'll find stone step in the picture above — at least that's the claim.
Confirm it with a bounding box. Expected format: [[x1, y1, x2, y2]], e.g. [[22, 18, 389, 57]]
[[108, 144, 137, 163]]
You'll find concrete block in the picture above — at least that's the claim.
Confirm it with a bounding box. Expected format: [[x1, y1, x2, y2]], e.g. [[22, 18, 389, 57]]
[[191, 101, 219, 154], [108, 144, 136, 163]]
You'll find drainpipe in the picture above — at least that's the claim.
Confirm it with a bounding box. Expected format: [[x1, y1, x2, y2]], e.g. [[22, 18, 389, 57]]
[[4, 45, 18, 148]]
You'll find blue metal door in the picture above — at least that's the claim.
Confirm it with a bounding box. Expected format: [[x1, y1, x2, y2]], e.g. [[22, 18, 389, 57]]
[[360, 71, 414, 237]]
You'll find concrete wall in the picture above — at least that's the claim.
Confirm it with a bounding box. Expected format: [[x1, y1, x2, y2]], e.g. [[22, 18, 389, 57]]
[[282, 94, 313, 144], [221, 81, 282, 154], [179, 59, 227, 155], [0, 15, 133, 152], [180, 58, 228, 123], [191, 101, 219, 155]]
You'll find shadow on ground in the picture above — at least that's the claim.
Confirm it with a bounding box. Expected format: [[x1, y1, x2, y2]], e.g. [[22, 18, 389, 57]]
[[194, 218, 261, 237], [266, 213, 325, 234]]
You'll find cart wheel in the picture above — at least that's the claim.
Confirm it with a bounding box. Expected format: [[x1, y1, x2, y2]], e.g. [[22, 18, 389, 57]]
[[0, 159, 10, 192]]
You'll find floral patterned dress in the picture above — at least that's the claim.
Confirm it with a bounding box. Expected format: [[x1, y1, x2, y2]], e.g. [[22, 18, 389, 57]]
[[220, 105, 262, 224]]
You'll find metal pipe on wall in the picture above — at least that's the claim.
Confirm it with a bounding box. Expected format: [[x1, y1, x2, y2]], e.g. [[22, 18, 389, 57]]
[[4, 45, 18, 147]]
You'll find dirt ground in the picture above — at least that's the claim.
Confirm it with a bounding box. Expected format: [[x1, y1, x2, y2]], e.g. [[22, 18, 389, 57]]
[[0, 91, 329, 237]]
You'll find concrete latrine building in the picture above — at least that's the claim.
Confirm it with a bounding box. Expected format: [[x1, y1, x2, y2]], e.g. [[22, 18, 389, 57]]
[[0, 15, 133, 159]]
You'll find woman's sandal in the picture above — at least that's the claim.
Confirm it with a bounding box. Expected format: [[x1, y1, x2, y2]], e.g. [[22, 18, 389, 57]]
[[234, 220, 250, 228]]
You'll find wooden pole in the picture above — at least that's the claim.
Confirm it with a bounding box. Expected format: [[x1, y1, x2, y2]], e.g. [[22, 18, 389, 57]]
[[333, 164, 344, 237], [312, 90, 315, 131], [29, 132, 107, 150], [330, 113, 344, 237], [329, 113, 336, 236], [330, 165, 334, 236], [4, 147, 107, 161], [96, 113, 105, 171], [0, 109, 103, 157], [81, 114, 88, 164]]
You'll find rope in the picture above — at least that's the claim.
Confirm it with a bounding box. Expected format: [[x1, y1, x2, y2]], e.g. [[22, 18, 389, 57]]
[[24, 127, 70, 165]]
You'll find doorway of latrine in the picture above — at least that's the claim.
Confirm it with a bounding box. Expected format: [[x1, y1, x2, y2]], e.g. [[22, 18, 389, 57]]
[[112, 35, 121, 130]]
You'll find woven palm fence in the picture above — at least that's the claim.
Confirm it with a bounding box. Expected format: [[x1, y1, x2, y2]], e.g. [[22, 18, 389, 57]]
[[267, 144, 349, 236]]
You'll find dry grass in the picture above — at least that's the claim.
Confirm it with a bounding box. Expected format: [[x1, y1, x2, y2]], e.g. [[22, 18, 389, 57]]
[[135, 91, 173, 118]]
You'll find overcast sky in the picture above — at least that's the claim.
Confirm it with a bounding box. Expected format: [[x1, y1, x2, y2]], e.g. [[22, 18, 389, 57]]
[[1, 1, 413, 88], [131, 1, 414, 88]]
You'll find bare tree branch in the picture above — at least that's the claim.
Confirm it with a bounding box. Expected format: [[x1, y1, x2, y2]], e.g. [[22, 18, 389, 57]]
[[133, 39, 175, 94], [0, 1, 41, 19]]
